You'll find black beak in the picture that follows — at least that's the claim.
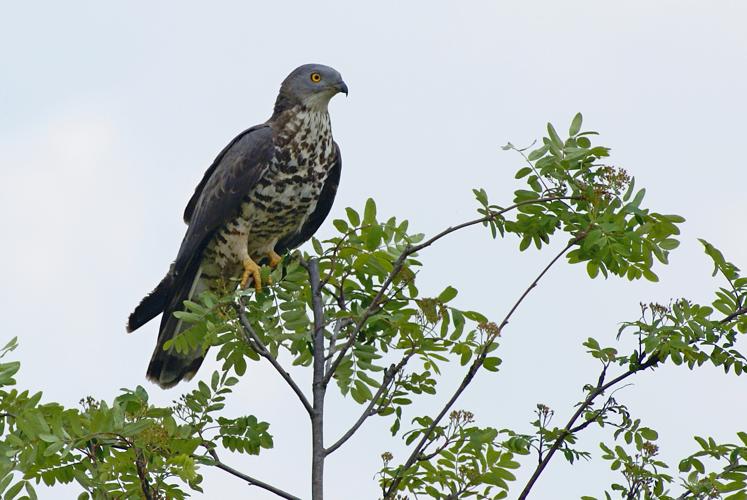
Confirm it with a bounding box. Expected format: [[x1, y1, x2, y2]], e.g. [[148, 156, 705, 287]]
[[335, 81, 349, 96]]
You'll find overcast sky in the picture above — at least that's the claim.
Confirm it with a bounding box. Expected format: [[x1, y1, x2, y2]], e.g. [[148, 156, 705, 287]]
[[2, 1, 746, 498]]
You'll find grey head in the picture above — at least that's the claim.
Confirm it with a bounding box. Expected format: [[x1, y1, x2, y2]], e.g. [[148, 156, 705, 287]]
[[273, 64, 348, 115]]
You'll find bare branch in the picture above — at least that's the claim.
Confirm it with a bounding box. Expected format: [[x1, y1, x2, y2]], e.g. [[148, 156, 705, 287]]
[[207, 448, 301, 500], [307, 258, 327, 500], [326, 353, 413, 456], [234, 300, 313, 417]]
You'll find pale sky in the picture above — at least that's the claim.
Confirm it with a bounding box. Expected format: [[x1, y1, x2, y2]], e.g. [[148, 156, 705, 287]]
[[2, 1, 746, 498]]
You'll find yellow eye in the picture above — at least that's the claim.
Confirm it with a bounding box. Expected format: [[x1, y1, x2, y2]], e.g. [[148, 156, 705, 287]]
[[310, 72, 322, 83]]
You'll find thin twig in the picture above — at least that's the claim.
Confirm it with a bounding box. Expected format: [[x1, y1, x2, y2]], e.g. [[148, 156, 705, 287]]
[[234, 300, 313, 417], [516, 303, 747, 498], [324, 195, 578, 387], [325, 318, 351, 367], [207, 448, 301, 500], [517, 354, 658, 499], [322, 261, 405, 386], [408, 196, 579, 256], [516, 261, 747, 498], [723, 306, 747, 324], [418, 435, 456, 462], [325, 353, 413, 456], [383, 235, 582, 497], [567, 384, 633, 435]]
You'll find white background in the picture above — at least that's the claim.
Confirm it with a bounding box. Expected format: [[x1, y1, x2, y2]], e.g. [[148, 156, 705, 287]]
[[1, 1, 746, 498]]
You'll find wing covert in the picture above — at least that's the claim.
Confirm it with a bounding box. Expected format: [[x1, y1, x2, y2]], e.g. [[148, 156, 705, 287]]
[[174, 125, 275, 272], [183, 124, 269, 224]]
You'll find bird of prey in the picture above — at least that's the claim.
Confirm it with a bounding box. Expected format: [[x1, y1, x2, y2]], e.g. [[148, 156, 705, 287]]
[[127, 64, 347, 388]]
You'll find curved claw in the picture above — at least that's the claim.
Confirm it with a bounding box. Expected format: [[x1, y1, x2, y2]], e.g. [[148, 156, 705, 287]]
[[267, 250, 282, 268], [240, 257, 262, 292]]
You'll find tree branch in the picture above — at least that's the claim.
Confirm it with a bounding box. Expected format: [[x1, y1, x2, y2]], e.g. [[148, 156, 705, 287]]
[[514, 256, 747, 498], [384, 235, 582, 497], [234, 300, 313, 417], [307, 258, 327, 500], [517, 354, 658, 500], [134, 448, 154, 500], [207, 448, 301, 500], [324, 195, 577, 387], [723, 306, 747, 324], [325, 353, 413, 456], [407, 196, 579, 255]]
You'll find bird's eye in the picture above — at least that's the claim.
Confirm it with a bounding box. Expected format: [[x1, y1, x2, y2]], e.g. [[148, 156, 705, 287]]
[[310, 72, 322, 83]]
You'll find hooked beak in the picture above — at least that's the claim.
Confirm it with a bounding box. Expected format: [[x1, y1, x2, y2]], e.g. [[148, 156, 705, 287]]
[[334, 80, 349, 96]]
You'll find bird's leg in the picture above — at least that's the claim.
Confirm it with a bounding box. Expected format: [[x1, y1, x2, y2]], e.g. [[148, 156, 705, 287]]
[[267, 250, 282, 268], [240, 257, 263, 292], [265, 250, 282, 285]]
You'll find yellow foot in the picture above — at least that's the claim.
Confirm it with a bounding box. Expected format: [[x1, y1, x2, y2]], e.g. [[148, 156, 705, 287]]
[[267, 250, 282, 268], [240, 257, 262, 292], [265, 251, 282, 285]]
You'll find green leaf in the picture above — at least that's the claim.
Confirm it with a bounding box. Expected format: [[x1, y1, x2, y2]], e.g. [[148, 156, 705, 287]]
[[587, 261, 599, 279], [365, 225, 383, 251], [345, 207, 361, 226], [4, 481, 24, 500], [515, 167, 532, 179], [351, 380, 373, 404], [547, 122, 563, 148], [438, 286, 458, 303], [363, 198, 377, 224], [0, 475, 12, 495], [484, 357, 502, 372], [639, 427, 658, 441], [569, 112, 583, 136], [463, 310, 488, 323], [642, 268, 659, 282], [628, 188, 646, 209], [659, 238, 680, 250], [23, 483, 36, 500], [527, 144, 548, 161]]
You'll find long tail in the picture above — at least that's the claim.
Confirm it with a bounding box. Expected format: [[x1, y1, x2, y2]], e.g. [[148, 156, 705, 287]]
[[127, 264, 177, 333], [145, 262, 211, 389]]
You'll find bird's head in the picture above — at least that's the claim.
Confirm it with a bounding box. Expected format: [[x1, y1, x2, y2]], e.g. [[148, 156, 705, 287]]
[[275, 64, 348, 113]]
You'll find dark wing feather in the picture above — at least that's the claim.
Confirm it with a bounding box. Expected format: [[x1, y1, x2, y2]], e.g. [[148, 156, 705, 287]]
[[276, 141, 342, 253], [183, 123, 268, 224], [127, 124, 274, 333], [127, 262, 176, 332], [173, 124, 274, 273]]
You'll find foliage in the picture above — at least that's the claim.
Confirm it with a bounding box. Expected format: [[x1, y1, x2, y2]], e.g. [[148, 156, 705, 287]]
[[0, 114, 745, 499]]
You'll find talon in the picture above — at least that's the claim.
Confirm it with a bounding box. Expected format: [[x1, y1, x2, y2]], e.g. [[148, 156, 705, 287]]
[[267, 250, 282, 268], [240, 257, 262, 292]]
